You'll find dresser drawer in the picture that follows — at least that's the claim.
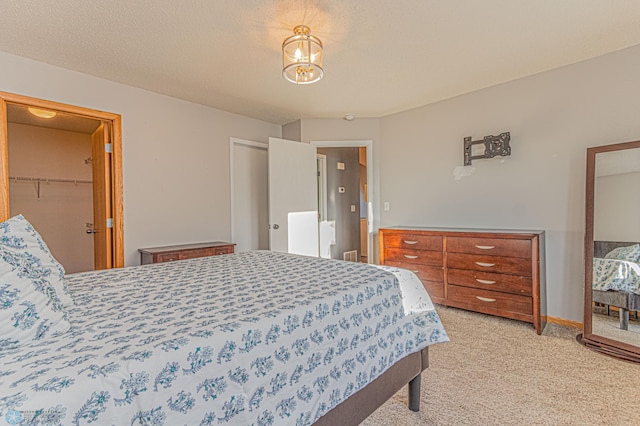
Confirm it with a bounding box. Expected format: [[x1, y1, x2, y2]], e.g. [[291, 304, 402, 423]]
[[384, 248, 443, 266], [384, 260, 444, 283], [447, 236, 531, 258], [447, 253, 531, 276], [447, 268, 532, 296], [423, 280, 444, 300], [448, 284, 533, 315], [384, 233, 443, 251]]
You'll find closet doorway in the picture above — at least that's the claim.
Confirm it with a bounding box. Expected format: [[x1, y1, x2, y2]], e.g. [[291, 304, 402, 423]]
[[0, 92, 124, 271]]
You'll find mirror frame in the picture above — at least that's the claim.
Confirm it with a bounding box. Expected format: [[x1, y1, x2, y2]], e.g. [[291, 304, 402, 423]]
[[578, 140, 640, 363]]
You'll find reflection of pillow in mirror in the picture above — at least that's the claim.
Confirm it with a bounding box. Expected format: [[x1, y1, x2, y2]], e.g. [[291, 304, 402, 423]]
[[604, 244, 640, 263]]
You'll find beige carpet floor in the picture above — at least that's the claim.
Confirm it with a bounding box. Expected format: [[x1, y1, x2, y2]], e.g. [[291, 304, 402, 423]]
[[361, 306, 640, 425]]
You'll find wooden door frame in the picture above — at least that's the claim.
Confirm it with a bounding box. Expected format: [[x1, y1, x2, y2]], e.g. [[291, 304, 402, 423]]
[[0, 91, 124, 268]]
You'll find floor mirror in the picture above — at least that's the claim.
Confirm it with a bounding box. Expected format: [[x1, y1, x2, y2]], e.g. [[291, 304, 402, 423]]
[[577, 140, 640, 363]]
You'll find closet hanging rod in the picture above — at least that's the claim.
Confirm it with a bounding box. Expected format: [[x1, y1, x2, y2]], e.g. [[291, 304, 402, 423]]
[[9, 176, 92, 185]]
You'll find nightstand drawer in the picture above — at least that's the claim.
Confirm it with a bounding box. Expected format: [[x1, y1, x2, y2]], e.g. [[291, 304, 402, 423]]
[[447, 236, 531, 258], [180, 248, 217, 260], [213, 247, 234, 255], [447, 253, 531, 276], [156, 252, 180, 262], [447, 268, 532, 296]]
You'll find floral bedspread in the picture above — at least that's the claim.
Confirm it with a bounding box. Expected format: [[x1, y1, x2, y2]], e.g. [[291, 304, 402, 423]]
[[0, 251, 448, 425], [593, 257, 640, 295]]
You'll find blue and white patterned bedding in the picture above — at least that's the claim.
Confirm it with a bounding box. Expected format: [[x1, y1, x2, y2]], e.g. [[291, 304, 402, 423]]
[[0, 251, 448, 425], [593, 257, 640, 295]]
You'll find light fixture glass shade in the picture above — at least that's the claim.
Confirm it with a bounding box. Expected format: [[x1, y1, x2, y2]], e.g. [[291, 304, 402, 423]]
[[282, 25, 323, 84], [28, 107, 57, 119]]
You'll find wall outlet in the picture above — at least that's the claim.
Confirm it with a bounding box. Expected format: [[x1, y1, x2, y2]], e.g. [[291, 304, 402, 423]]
[[350, 205, 356, 212]]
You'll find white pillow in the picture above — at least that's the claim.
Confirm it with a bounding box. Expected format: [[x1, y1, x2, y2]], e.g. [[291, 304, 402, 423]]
[[604, 244, 640, 263], [0, 214, 74, 308], [0, 217, 71, 348]]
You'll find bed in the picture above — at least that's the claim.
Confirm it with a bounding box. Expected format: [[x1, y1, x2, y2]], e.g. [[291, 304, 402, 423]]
[[592, 241, 640, 330], [0, 216, 448, 425]]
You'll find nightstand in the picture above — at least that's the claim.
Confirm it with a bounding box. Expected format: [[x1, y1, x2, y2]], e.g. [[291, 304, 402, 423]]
[[139, 241, 235, 265]]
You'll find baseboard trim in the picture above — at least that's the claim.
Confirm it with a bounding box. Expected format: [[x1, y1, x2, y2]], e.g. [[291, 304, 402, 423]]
[[546, 315, 582, 329]]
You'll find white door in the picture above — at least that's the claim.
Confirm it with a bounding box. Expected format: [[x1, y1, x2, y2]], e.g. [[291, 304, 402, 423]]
[[268, 137, 318, 256]]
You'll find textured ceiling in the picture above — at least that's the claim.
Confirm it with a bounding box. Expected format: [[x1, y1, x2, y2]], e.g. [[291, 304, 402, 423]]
[[1, 1, 639, 125]]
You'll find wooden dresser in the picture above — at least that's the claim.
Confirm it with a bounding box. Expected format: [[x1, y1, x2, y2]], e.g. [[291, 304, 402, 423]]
[[379, 227, 546, 334], [139, 241, 235, 265]]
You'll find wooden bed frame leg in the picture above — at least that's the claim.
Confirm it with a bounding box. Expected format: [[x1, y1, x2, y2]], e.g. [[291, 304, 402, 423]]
[[408, 374, 421, 412]]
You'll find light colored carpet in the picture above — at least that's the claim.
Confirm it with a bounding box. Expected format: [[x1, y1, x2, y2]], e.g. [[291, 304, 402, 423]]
[[362, 306, 640, 425], [592, 311, 640, 347]]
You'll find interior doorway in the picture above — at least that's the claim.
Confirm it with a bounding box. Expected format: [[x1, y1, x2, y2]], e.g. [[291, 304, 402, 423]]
[[229, 137, 269, 253], [0, 92, 124, 270], [316, 145, 369, 263]]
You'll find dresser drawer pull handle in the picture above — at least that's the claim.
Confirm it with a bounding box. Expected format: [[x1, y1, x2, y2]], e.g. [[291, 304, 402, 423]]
[[404, 255, 419, 259], [476, 296, 496, 302], [403, 240, 418, 245], [475, 245, 495, 250], [475, 262, 495, 267], [475, 279, 496, 285]]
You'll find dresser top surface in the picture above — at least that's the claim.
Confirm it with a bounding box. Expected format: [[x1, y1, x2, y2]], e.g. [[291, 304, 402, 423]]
[[138, 241, 235, 254], [380, 226, 544, 235]]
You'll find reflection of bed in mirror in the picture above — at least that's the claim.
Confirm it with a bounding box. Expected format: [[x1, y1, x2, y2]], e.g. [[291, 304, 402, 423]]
[[593, 241, 640, 330]]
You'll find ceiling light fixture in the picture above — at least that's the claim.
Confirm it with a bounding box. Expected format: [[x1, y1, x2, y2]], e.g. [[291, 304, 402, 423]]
[[28, 107, 57, 119], [282, 25, 323, 84]]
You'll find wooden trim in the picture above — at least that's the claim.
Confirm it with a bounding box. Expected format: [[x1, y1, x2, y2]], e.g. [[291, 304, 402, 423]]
[[0, 91, 120, 121], [0, 92, 124, 269], [110, 117, 124, 268], [546, 315, 581, 329]]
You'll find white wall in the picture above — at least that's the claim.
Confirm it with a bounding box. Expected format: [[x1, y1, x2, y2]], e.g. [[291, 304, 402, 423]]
[[8, 124, 94, 273], [594, 172, 640, 242], [0, 51, 281, 266], [378, 45, 640, 322]]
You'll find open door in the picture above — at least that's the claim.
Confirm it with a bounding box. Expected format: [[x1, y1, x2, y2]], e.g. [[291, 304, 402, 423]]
[[91, 123, 112, 269], [268, 137, 318, 256]]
